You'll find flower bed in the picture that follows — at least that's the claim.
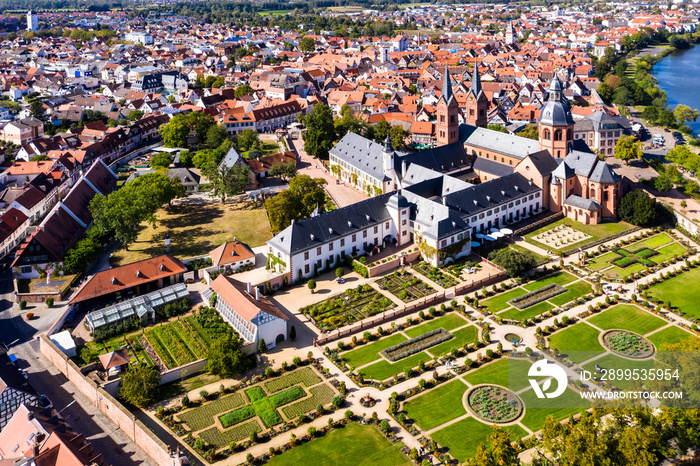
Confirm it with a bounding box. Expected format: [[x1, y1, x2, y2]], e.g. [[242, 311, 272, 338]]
[[379, 328, 453, 362], [602, 330, 654, 359], [177, 393, 246, 432], [300, 285, 395, 331], [508, 283, 566, 310], [198, 419, 262, 449], [376, 270, 435, 302], [282, 384, 336, 419], [413, 262, 459, 288], [467, 385, 523, 423], [263, 367, 322, 393]]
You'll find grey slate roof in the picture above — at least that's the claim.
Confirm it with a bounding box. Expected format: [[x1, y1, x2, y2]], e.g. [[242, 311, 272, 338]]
[[443, 172, 539, 218], [564, 150, 599, 177], [402, 189, 469, 241], [526, 150, 559, 176], [539, 98, 575, 126], [267, 193, 394, 256], [564, 194, 601, 211], [589, 160, 621, 183], [461, 125, 540, 160], [472, 156, 515, 177], [398, 142, 472, 177], [219, 147, 244, 169], [330, 132, 392, 182]]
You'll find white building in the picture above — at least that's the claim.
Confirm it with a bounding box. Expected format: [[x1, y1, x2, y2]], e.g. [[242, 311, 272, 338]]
[[203, 275, 289, 350], [124, 31, 154, 45], [26, 10, 38, 31]]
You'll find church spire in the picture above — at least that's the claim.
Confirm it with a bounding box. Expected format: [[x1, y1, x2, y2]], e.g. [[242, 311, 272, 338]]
[[441, 65, 453, 105], [470, 58, 482, 97]]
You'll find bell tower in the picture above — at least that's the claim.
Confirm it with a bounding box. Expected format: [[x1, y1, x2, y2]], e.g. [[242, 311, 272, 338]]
[[436, 66, 460, 146], [464, 60, 489, 128], [538, 74, 574, 158]]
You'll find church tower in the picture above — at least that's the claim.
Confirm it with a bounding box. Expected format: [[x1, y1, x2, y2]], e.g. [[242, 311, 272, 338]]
[[538, 75, 574, 158], [505, 22, 515, 45], [436, 66, 460, 146], [464, 60, 489, 128]]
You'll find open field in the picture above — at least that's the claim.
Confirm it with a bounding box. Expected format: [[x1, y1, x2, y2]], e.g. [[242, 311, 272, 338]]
[[402, 380, 468, 430], [519, 388, 590, 432], [110, 198, 271, 265], [647, 326, 699, 348], [404, 313, 467, 338], [586, 304, 666, 335], [463, 358, 532, 391], [342, 334, 407, 368], [431, 417, 527, 462], [646, 266, 700, 319], [547, 323, 604, 363]]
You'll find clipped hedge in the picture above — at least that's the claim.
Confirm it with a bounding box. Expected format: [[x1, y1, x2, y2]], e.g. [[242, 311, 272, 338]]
[[380, 328, 453, 362], [508, 283, 566, 310]]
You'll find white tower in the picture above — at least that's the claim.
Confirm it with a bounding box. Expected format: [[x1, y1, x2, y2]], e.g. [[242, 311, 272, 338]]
[[382, 136, 396, 191], [505, 22, 515, 45], [27, 10, 38, 31]]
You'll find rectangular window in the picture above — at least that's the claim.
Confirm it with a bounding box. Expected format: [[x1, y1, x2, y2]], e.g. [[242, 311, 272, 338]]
[[352, 234, 356, 242], [304, 264, 310, 274], [317, 259, 322, 269], [373, 226, 378, 234], [304, 251, 309, 260], [341, 238, 345, 247], [402, 219, 407, 226], [316, 247, 322, 255], [363, 230, 368, 238], [441, 240, 447, 247], [385, 221, 390, 229], [329, 243, 334, 251]]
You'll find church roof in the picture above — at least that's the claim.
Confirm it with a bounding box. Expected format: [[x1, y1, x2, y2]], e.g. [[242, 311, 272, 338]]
[[440, 65, 455, 106], [564, 194, 601, 211], [461, 125, 540, 160]]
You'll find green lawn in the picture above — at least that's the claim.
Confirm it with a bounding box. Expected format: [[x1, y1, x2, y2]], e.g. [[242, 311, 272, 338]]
[[428, 326, 479, 357], [548, 323, 603, 363], [360, 352, 431, 381], [343, 334, 407, 368], [479, 242, 547, 262], [404, 313, 468, 338], [524, 218, 633, 253], [653, 242, 687, 263], [549, 281, 593, 307], [588, 252, 617, 271], [647, 267, 700, 319], [402, 380, 468, 431], [519, 388, 591, 432], [647, 326, 699, 349], [523, 272, 577, 291], [431, 417, 527, 462], [463, 358, 532, 391], [266, 422, 411, 466], [582, 354, 658, 391], [638, 233, 673, 249], [482, 288, 527, 313], [586, 304, 666, 335], [498, 301, 555, 322]]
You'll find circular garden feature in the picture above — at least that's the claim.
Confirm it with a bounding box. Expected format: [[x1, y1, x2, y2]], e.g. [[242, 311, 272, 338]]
[[504, 333, 522, 344], [602, 330, 655, 359], [466, 385, 523, 424]]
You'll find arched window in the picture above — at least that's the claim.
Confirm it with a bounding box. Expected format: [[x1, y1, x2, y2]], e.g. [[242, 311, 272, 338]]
[[591, 189, 595, 198], [554, 129, 563, 141], [543, 128, 551, 140]]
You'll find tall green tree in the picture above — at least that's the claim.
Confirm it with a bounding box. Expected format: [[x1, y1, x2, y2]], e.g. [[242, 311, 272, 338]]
[[466, 426, 520, 466], [265, 175, 327, 232], [28, 97, 45, 121], [206, 163, 250, 203], [618, 189, 658, 226], [614, 134, 643, 165], [234, 84, 255, 98], [206, 334, 252, 378], [301, 103, 336, 159], [299, 36, 316, 52], [120, 364, 160, 408], [518, 124, 539, 140], [150, 152, 172, 169], [159, 112, 215, 148], [206, 124, 229, 149], [269, 161, 297, 181], [674, 104, 699, 126]]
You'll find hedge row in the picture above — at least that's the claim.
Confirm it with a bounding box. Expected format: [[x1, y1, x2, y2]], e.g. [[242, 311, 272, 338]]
[[508, 283, 566, 310], [380, 328, 453, 362]]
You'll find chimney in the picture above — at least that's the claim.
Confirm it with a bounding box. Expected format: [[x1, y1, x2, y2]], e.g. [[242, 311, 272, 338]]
[[255, 287, 260, 301], [111, 277, 116, 284], [247, 282, 251, 294], [442, 197, 447, 206], [32, 442, 40, 457]]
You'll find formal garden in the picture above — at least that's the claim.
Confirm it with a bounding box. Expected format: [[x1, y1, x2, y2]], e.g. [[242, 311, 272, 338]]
[[76, 305, 233, 371], [479, 271, 594, 323], [376, 270, 435, 302], [159, 366, 339, 458], [524, 217, 633, 254], [398, 356, 589, 463], [412, 261, 460, 288], [584, 231, 691, 280], [299, 284, 396, 331]]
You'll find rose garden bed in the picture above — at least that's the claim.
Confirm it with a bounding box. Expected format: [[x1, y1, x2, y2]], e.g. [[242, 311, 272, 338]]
[[508, 283, 566, 310], [379, 328, 453, 362], [602, 330, 654, 359], [467, 385, 523, 423]]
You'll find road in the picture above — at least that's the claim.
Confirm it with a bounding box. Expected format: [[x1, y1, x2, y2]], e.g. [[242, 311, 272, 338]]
[[0, 268, 157, 466], [289, 136, 369, 208]]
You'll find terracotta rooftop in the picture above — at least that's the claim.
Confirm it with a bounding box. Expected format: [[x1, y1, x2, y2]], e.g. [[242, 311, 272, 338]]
[[209, 240, 255, 267], [209, 275, 288, 323], [98, 349, 130, 371]]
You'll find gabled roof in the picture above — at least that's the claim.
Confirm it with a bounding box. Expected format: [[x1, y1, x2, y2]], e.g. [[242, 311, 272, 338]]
[[564, 194, 601, 211], [210, 275, 288, 323], [329, 132, 391, 182], [210, 240, 255, 267], [98, 349, 130, 370]]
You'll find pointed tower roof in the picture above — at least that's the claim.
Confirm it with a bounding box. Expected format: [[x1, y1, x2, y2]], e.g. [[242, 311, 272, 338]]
[[441, 65, 454, 105], [469, 59, 483, 99]]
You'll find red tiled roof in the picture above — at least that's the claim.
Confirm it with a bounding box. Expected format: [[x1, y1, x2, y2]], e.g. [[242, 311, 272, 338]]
[[209, 240, 255, 267], [98, 349, 130, 370], [210, 275, 288, 323]]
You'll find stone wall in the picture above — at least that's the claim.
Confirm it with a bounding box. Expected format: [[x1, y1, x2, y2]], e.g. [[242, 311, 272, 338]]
[[160, 358, 208, 385]]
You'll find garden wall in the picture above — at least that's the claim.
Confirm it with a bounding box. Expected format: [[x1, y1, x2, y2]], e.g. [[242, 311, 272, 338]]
[[39, 335, 173, 466], [367, 250, 422, 277], [160, 358, 208, 385]]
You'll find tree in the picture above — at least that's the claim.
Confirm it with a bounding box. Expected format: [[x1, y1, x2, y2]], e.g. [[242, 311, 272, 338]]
[[90, 173, 182, 247], [373, 120, 391, 143], [63, 229, 102, 273], [301, 104, 336, 159], [258, 338, 267, 353], [234, 84, 255, 98], [28, 97, 45, 121], [487, 248, 536, 277], [487, 124, 507, 133], [207, 164, 250, 203], [467, 426, 520, 466], [614, 134, 643, 165], [308, 279, 316, 293], [389, 125, 411, 150], [674, 104, 699, 126], [207, 334, 251, 377], [335, 267, 344, 278], [150, 152, 172, 169], [641, 105, 659, 123], [120, 364, 160, 407], [334, 105, 366, 139], [206, 124, 229, 149], [618, 189, 658, 226], [269, 162, 297, 181], [29, 154, 50, 161], [299, 36, 316, 52], [159, 112, 215, 148], [127, 110, 144, 121], [518, 124, 539, 140], [235, 129, 259, 153], [265, 175, 327, 232], [654, 175, 672, 192], [178, 150, 193, 167]]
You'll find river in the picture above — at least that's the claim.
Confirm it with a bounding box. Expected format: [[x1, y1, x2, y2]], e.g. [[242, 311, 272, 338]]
[[652, 44, 700, 137]]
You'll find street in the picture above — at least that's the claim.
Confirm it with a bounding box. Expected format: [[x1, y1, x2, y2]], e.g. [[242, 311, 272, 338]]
[[0, 268, 157, 466]]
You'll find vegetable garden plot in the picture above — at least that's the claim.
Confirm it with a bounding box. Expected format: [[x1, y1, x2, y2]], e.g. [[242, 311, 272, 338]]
[[413, 262, 459, 288], [300, 285, 395, 330], [198, 419, 262, 449], [177, 393, 245, 431], [376, 271, 435, 302], [263, 367, 322, 393], [282, 384, 336, 419]]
